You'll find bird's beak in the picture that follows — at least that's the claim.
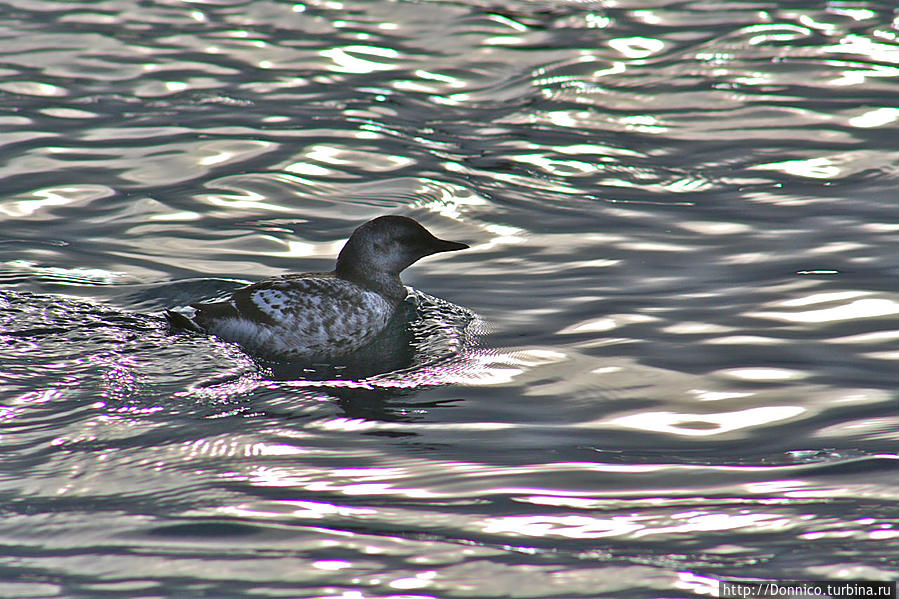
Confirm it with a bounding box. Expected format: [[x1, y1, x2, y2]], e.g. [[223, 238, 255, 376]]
[[429, 238, 469, 254]]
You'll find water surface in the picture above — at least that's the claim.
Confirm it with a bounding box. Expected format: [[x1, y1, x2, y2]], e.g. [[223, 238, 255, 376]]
[[2, 1, 899, 597]]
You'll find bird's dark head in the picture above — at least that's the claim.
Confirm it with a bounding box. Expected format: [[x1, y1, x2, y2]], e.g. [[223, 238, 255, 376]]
[[336, 215, 468, 279]]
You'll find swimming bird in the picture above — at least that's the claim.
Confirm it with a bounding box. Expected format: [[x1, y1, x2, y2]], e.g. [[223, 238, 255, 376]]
[[166, 215, 468, 360]]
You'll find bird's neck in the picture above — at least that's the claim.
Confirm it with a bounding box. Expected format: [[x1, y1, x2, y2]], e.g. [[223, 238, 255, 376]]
[[335, 264, 407, 305]]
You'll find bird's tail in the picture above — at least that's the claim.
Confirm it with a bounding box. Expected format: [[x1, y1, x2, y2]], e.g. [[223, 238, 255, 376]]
[[164, 309, 203, 332]]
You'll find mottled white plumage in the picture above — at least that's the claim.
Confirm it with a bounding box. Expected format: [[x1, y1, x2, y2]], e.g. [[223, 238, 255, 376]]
[[167, 215, 468, 361], [198, 276, 393, 359]]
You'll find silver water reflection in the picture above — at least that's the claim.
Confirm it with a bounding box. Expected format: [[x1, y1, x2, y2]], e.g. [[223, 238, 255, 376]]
[[2, 0, 899, 597]]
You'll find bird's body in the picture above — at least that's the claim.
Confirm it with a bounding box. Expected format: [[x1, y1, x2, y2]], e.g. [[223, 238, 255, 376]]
[[166, 215, 467, 361], [187, 273, 395, 359]]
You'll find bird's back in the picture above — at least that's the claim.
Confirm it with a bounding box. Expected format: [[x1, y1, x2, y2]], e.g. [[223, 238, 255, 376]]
[[191, 273, 397, 360]]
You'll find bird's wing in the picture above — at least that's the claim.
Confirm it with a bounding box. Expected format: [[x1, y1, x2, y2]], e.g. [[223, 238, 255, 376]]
[[192, 275, 363, 328]]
